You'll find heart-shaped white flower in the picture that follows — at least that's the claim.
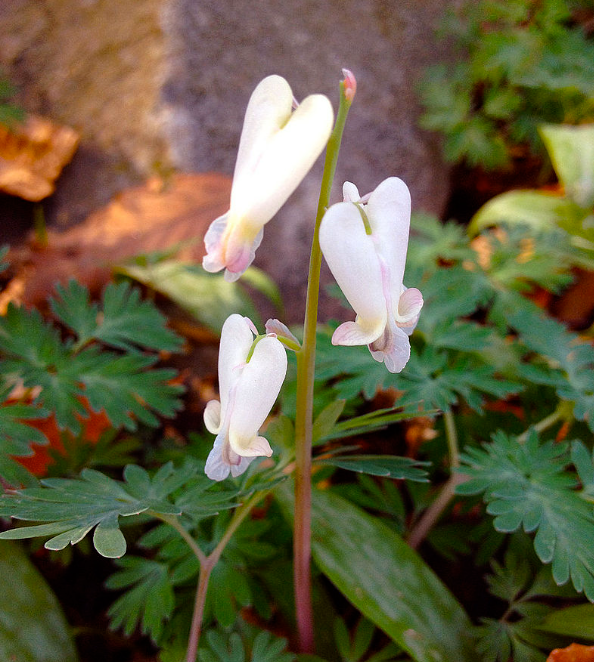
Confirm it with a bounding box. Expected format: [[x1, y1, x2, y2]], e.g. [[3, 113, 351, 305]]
[[319, 177, 423, 373], [202, 75, 334, 282], [204, 314, 288, 481]]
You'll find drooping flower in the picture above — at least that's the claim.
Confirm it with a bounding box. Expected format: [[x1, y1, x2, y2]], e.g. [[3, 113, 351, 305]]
[[204, 314, 287, 481], [202, 75, 334, 282], [319, 177, 423, 373]]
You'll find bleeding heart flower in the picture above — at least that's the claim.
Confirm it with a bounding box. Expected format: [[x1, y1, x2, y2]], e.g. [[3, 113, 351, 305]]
[[202, 75, 334, 282], [319, 177, 423, 373], [204, 314, 287, 481]]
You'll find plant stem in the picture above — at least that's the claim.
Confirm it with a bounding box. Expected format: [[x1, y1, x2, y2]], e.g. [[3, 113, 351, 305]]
[[209, 491, 265, 565], [408, 409, 461, 549], [33, 203, 48, 247], [293, 79, 352, 654], [517, 406, 566, 442], [149, 512, 207, 566], [183, 491, 267, 662], [186, 561, 212, 662]]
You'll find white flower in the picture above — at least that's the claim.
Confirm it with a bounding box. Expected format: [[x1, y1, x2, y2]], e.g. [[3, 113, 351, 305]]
[[202, 75, 334, 282], [319, 177, 423, 373], [204, 314, 288, 481]]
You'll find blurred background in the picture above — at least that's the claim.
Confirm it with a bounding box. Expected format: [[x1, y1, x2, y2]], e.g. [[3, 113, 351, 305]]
[[1, 0, 593, 318]]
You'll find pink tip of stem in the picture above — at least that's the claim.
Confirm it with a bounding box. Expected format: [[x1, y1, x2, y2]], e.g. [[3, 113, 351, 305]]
[[341, 68, 357, 101]]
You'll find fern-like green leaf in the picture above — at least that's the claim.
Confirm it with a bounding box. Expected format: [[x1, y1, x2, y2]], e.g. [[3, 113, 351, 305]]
[[106, 556, 175, 641], [0, 462, 203, 558], [50, 280, 183, 352], [458, 431, 594, 600], [0, 302, 184, 433], [0, 390, 49, 486]]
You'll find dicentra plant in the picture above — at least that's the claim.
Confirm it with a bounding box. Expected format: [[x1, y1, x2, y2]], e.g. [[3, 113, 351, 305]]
[[1, 70, 594, 662]]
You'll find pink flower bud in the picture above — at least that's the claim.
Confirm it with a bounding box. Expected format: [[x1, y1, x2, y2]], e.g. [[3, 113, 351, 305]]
[[342, 68, 357, 102]]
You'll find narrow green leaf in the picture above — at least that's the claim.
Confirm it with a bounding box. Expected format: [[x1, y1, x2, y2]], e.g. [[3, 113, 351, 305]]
[[316, 455, 429, 482], [0, 541, 78, 662], [312, 400, 345, 444], [276, 483, 476, 662], [539, 124, 594, 209], [536, 603, 594, 638]]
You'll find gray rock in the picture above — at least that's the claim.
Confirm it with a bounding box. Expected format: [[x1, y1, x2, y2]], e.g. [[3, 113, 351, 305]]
[[1, 0, 458, 318]]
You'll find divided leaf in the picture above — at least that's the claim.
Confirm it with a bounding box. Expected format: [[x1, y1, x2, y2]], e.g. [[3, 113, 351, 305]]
[[0, 462, 195, 558], [0, 392, 49, 486], [458, 431, 594, 600], [0, 302, 184, 434], [50, 280, 183, 352]]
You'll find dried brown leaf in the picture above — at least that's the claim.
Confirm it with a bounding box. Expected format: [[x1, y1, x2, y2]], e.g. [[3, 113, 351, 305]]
[[547, 644, 594, 662], [0, 116, 79, 201], [9, 172, 231, 306]]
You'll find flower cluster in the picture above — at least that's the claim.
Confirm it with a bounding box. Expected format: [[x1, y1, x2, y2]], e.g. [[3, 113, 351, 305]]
[[203, 73, 422, 480]]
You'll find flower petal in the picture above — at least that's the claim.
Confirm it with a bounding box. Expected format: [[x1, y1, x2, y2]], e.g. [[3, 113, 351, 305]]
[[342, 181, 360, 202], [222, 227, 263, 282], [205, 433, 230, 481], [233, 75, 294, 195], [332, 318, 385, 346], [202, 213, 229, 274], [230, 456, 254, 478], [320, 201, 387, 340], [396, 287, 424, 326], [366, 177, 411, 309], [203, 399, 222, 434], [369, 318, 411, 373], [228, 335, 287, 456], [231, 93, 333, 232], [218, 315, 255, 421], [265, 319, 300, 348]]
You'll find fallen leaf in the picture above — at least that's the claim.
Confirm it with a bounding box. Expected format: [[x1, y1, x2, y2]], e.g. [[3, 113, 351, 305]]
[[547, 643, 594, 662], [15, 398, 111, 477], [0, 115, 79, 201], [8, 172, 231, 307]]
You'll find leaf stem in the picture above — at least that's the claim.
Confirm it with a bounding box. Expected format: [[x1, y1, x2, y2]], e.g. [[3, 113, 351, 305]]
[[517, 406, 567, 443], [152, 512, 207, 566], [408, 408, 461, 549], [209, 491, 266, 565], [159, 491, 268, 662], [293, 78, 352, 654]]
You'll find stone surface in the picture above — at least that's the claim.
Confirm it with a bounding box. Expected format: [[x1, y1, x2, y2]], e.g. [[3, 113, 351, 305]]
[[0, 0, 459, 318]]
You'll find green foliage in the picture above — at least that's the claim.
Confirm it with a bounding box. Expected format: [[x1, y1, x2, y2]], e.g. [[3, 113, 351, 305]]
[[458, 431, 594, 600], [0, 75, 25, 127], [0, 245, 8, 274], [276, 483, 477, 662], [316, 455, 428, 482], [0, 388, 49, 486], [333, 617, 404, 662], [472, 546, 587, 662], [0, 280, 184, 441], [469, 123, 594, 263], [120, 259, 282, 333], [419, 0, 594, 168], [0, 461, 207, 558], [107, 555, 175, 641], [0, 541, 78, 662], [506, 299, 594, 431], [50, 280, 183, 352], [198, 625, 295, 662]]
